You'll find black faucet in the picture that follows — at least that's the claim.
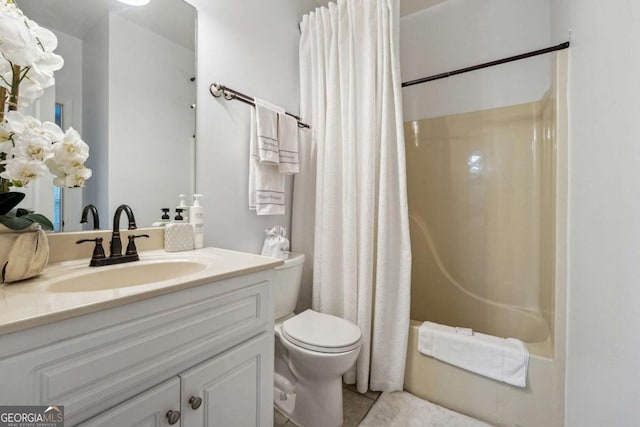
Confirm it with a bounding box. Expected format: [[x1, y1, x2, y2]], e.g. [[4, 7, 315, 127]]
[[110, 204, 137, 257], [80, 204, 100, 230], [77, 204, 148, 267]]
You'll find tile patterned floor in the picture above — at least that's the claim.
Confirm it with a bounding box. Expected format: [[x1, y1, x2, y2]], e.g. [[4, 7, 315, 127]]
[[273, 384, 380, 427]]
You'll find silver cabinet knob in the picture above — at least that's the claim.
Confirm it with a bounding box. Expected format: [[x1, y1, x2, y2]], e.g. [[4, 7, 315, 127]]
[[166, 410, 181, 425], [189, 396, 203, 410]]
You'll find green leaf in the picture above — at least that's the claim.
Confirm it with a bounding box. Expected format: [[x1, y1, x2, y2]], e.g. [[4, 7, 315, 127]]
[[0, 212, 54, 231], [22, 213, 54, 231], [0, 192, 25, 215], [16, 208, 32, 217], [0, 215, 33, 230]]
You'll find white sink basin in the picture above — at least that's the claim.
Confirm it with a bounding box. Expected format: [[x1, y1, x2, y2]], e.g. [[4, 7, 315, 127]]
[[46, 260, 208, 293]]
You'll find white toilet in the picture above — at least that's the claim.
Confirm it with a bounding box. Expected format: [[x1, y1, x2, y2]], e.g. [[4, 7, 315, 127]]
[[273, 253, 362, 427]]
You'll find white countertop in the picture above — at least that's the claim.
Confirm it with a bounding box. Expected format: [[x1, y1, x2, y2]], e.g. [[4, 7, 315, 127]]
[[0, 247, 283, 336]]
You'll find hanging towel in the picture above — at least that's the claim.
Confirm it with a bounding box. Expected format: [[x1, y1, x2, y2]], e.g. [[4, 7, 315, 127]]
[[249, 107, 285, 215], [418, 321, 529, 388], [278, 113, 300, 174], [254, 98, 283, 165]]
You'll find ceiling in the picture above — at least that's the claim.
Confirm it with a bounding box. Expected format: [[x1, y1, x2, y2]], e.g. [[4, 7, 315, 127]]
[[17, 0, 196, 51], [313, 0, 447, 17]]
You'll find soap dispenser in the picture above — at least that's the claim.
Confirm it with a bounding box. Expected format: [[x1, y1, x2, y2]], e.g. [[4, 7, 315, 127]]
[[190, 194, 204, 249], [177, 194, 189, 222], [174, 208, 185, 222], [152, 208, 171, 227]]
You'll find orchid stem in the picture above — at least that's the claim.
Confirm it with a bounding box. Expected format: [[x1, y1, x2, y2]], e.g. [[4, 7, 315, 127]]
[[0, 87, 5, 122], [8, 64, 20, 111]]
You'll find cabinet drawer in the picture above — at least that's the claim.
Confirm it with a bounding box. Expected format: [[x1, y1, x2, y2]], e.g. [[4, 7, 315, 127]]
[[0, 276, 271, 425]]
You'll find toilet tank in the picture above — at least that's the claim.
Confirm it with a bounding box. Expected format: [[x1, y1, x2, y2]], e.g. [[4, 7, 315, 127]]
[[273, 253, 305, 320]]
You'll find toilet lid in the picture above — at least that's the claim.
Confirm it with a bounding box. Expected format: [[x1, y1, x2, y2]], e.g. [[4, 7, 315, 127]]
[[282, 310, 362, 353]]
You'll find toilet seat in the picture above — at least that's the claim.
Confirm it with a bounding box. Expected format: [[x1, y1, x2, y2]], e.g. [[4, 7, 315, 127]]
[[282, 310, 361, 354]]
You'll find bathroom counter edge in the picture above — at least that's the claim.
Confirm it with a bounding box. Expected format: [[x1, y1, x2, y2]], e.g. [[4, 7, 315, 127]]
[[0, 247, 283, 336]]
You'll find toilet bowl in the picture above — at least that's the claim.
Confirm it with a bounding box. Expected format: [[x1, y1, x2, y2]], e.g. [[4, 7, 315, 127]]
[[273, 254, 362, 427]]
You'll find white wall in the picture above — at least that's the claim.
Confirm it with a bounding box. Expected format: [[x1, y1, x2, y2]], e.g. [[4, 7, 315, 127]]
[[188, 0, 317, 254], [52, 30, 84, 231], [400, 0, 550, 121], [82, 16, 110, 225], [551, 1, 640, 425], [53, 30, 83, 134], [109, 14, 195, 229]]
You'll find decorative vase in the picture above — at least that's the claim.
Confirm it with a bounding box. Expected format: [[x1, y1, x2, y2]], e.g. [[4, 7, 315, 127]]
[[0, 224, 50, 283]]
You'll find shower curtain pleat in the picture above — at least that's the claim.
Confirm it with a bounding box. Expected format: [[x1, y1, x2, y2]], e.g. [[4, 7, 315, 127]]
[[292, 0, 411, 393]]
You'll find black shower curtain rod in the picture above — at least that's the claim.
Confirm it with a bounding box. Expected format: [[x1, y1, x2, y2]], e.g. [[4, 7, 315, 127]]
[[402, 42, 570, 88]]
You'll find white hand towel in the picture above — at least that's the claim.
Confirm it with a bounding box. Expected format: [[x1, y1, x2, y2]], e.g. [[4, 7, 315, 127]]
[[254, 98, 283, 165], [278, 113, 300, 175], [418, 321, 529, 388], [249, 107, 285, 215]]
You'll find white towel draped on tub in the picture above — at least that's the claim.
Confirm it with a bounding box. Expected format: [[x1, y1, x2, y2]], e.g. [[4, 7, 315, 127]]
[[249, 107, 285, 215], [418, 321, 529, 388]]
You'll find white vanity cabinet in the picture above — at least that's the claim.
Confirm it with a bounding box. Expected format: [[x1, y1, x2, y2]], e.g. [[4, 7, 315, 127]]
[[79, 332, 272, 427], [0, 268, 275, 427]]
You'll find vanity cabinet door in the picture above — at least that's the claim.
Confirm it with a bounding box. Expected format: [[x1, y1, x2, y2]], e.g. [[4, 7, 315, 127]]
[[180, 332, 273, 427], [77, 378, 181, 427]]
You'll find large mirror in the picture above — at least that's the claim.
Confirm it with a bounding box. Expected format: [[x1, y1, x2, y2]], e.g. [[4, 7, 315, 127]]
[[16, 0, 197, 231]]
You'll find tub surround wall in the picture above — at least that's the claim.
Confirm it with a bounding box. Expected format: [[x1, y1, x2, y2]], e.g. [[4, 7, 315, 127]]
[[403, 50, 567, 427], [401, 1, 567, 425], [406, 101, 552, 323]]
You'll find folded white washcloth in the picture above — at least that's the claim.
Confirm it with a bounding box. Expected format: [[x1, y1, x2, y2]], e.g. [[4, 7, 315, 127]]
[[278, 113, 300, 175], [249, 107, 285, 215], [418, 321, 529, 388], [254, 98, 283, 165]]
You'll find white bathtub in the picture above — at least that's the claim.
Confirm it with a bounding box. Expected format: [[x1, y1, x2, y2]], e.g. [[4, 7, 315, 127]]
[[405, 320, 563, 427]]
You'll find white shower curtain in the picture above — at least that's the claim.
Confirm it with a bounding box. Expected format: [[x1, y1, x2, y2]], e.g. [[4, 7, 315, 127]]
[[292, 0, 411, 393]]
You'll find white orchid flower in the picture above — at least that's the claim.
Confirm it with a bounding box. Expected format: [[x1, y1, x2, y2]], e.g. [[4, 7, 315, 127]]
[[14, 74, 44, 107], [21, 48, 64, 104], [54, 166, 92, 188], [0, 4, 64, 107], [0, 3, 91, 193], [4, 110, 63, 142], [4, 110, 33, 134], [0, 121, 13, 154], [0, 3, 40, 66], [10, 133, 53, 162], [52, 127, 89, 164], [0, 156, 48, 186], [27, 19, 58, 52]]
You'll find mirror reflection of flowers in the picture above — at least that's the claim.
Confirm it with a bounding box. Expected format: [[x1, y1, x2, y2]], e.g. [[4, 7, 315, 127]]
[[0, 0, 91, 230]]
